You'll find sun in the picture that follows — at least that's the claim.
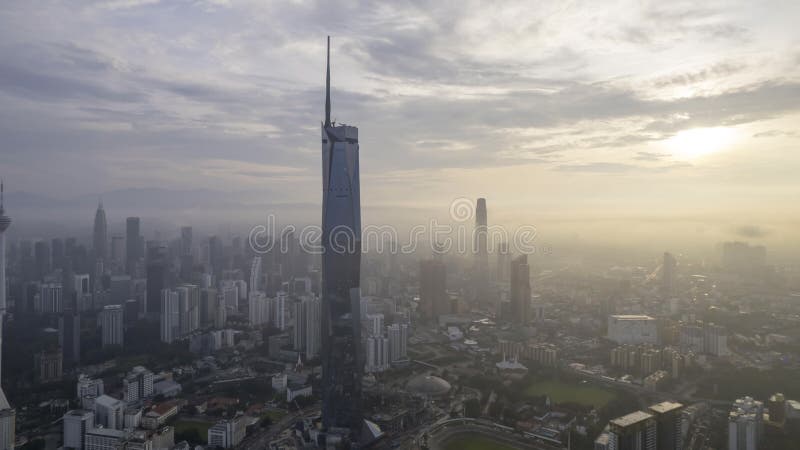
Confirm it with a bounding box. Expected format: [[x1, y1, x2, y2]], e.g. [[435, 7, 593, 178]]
[[664, 127, 739, 159]]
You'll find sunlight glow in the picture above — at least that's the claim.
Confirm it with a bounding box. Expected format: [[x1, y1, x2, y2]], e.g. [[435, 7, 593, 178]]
[[664, 127, 739, 159]]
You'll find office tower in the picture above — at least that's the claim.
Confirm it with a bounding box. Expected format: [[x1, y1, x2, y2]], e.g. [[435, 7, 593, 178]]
[[214, 297, 227, 329], [123, 366, 154, 403], [292, 299, 307, 351], [364, 336, 389, 373], [509, 254, 531, 326], [110, 235, 124, 267], [496, 240, 509, 282], [305, 296, 321, 359], [93, 394, 124, 430], [125, 217, 141, 275], [176, 284, 199, 335], [35, 349, 63, 383], [272, 291, 286, 331], [648, 401, 684, 450], [199, 287, 217, 327], [159, 289, 179, 343], [473, 197, 489, 305], [220, 281, 238, 312], [248, 292, 270, 328], [59, 311, 81, 366], [363, 313, 384, 338], [608, 411, 656, 450], [662, 252, 677, 297], [249, 257, 263, 293], [38, 282, 64, 314], [109, 275, 131, 305], [63, 409, 94, 450], [728, 396, 763, 450], [34, 239, 51, 280], [388, 323, 408, 363], [703, 322, 728, 356], [93, 202, 107, 262], [180, 226, 192, 256], [419, 258, 447, 321], [100, 305, 124, 347], [320, 37, 363, 436], [208, 236, 223, 277], [145, 244, 168, 317]]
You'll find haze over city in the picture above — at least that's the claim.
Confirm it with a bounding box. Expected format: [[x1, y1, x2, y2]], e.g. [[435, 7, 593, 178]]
[[1, 1, 799, 258], [1, 2, 800, 450]]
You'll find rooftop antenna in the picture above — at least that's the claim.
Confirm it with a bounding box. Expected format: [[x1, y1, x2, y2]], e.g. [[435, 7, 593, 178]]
[[325, 36, 331, 128]]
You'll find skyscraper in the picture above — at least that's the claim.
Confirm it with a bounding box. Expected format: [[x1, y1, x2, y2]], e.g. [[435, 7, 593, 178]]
[[474, 198, 489, 304], [510, 254, 531, 326], [648, 401, 684, 450], [0, 181, 15, 450], [319, 37, 363, 437], [419, 258, 447, 321], [608, 410, 656, 450], [100, 304, 124, 348], [125, 217, 141, 275], [93, 201, 107, 262]]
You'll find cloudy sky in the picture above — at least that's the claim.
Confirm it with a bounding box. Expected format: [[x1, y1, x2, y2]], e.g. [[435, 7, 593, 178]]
[[1, 1, 798, 253]]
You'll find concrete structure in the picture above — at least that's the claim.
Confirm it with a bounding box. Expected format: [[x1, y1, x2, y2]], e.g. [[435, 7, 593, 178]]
[[319, 37, 364, 438], [365, 336, 390, 373], [728, 396, 763, 450], [85, 427, 126, 450], [608, 410, 656, 450], [160, 289, 179, 343], [101, 305, 124, 347], [123, 366, 154, 403], [94, 395, 124, 430], [388, 323, 408, 363], [509, 254, 531, 325], [207, 416, 246, 448], [63, 409, 94, 450], [648, 401, 683, 450]]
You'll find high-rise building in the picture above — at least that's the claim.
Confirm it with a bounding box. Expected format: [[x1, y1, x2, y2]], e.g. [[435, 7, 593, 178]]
[[36, 348, 63, 383], [364, 336, 389, 373], [509, 254, 531, 326], [248, 292, 270, 328], [0, 182, 17, 450], [85, 427, 126, 450], [419, 258, 447, 321], [93, 394, 124, 430], [59, 311, 81, 366], [63, 409, 94, 450], [38, 282, 63, 314], [160, 289, 180, 344], [101, 305, 124, 347], [145, 244, 168, 317], [648, 401, 684, 450], [728, 396, 763, 450], [200, 287, 217, 327], [93, 202, 107, 262], [305, 296, 321, 359], [207, 416, 246, 449], [180, 226, 192, 257], [272, 291, 287, 331], [77, 374, 104, 407], [608, 315, 658, 345], [125, 217, 141, 276], [388, 323, 408, 363], [123, 366, 154, 403], [496, 240, 509, 282], [249, 257, 263, 293], [110, 235, 125, 267], [473, 198, 489, 304], [608, 410, 656, 450], [319, 37, 363, 437]]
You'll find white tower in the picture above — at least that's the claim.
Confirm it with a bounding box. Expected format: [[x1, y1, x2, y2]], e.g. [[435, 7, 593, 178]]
[[0, 181, 16, 449]]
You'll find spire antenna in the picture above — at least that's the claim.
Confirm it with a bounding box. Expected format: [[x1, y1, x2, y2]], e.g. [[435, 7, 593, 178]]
[[325, 36, 331, 128]]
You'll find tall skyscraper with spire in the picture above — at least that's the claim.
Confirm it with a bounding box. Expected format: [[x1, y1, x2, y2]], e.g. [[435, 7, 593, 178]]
[[319, 37, 364, 439], [0, 181, 16, 449], [93, 201, 107, 262]]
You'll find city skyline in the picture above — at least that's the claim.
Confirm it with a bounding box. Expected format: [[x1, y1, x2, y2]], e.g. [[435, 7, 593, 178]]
[[0, 1, 799, 258]]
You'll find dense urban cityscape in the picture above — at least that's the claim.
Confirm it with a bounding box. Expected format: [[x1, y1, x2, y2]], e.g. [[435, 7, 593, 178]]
[[1, 2, 800, 450]]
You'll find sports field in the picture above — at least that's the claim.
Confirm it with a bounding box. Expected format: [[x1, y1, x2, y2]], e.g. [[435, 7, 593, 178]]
[[442, 434, 520, 450], [523, 380, 616, 408]]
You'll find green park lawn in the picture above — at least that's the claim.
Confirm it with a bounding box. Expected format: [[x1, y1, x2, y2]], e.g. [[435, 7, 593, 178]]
[[523, 380, 616, 409], [173, 420, 213, 444]]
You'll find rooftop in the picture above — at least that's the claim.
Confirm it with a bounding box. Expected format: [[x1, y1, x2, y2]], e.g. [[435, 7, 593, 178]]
[[611, 315, 655, 320], [610, 411, 654, 428], [649, 401, 684, 415]]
